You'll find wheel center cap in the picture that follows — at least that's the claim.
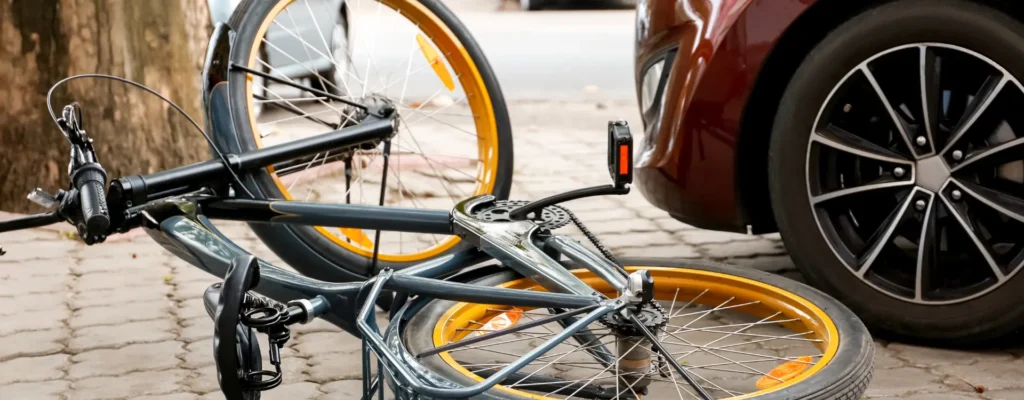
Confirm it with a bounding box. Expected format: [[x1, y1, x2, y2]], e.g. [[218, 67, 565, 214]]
[[915, 156, 951, 192]]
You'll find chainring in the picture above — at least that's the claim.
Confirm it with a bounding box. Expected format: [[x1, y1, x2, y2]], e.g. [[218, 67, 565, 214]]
[[472, 200, 571, 230]]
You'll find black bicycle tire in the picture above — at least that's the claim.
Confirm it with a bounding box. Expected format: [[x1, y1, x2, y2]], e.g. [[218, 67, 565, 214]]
[[223, 0, 514, 282], [394, 258, 874, 399]]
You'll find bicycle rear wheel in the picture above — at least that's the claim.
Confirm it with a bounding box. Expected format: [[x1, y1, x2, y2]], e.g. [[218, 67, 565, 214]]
[[224, 0, 513, 280], [396, 258, 874, 399]]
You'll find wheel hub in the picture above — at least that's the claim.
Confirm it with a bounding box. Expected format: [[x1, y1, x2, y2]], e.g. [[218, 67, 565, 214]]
[[914, 156, 951, 192]]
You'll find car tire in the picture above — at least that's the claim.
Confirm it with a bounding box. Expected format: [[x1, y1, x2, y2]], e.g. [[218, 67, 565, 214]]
[[769, 0, 1024, 345]]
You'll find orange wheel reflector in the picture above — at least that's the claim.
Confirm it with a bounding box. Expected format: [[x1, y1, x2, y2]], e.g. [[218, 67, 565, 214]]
[[475, 307, 523, 336], [416, 34, 456, 91], [339, 227, 373, 248], [755, 356, 814, 390]]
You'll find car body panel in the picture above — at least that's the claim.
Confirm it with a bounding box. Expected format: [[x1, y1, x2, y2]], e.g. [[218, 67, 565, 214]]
[[208, 0, 344, 78], [634, 0, 816, 232]]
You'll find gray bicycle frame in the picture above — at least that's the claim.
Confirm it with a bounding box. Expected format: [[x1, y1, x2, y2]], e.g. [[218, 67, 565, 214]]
[[143, 192, 635, 398]]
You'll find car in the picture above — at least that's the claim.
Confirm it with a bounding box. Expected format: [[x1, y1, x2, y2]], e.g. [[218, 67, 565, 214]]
[[634, 0, 1024, 345], [209, 0, 350, 101]]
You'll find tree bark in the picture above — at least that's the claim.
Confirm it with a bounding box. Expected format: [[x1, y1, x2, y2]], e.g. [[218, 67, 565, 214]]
[[0, 0, 212, 213]]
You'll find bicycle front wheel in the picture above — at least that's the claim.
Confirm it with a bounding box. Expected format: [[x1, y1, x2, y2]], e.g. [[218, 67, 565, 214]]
[[397, 258, 873, 399], [224, 0, 513, 279]]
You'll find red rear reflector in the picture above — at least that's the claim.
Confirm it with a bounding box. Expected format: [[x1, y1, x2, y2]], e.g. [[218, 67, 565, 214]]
[[619, 145, 629, 175]]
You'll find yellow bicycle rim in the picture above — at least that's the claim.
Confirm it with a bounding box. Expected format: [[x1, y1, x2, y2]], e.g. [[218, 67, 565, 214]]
[[433, 267, 840, 399], [245, 0, 500, 263]]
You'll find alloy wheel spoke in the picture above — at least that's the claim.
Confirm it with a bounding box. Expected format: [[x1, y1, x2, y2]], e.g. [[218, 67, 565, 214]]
[[920, 46, 940, 155], [940, 74, 1009, 155], [915, 192, 938, 301], [856, 188, 918, 277], [812, 178, 915, 205], [953, 180, 1024, 224], [861, 65, 918, 158], [939, 181, 1007, 281], [950, 136, 1024, 173], [812, 125, 914, 165]]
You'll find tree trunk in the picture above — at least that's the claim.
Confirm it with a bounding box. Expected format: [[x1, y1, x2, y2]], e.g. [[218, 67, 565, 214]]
[[0, 0, 212, 213]]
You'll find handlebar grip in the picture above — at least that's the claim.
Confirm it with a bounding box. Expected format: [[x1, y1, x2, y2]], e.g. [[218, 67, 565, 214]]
[[72, 163, 110, 237]]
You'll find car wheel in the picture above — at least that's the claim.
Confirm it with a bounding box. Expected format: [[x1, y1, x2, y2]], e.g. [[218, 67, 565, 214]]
[[310, 10, 350, 97], [769, 0, 1024, 345]]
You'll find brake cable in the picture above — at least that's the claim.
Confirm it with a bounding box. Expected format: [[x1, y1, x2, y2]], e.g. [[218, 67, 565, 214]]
[[45, 74, 255, 199]]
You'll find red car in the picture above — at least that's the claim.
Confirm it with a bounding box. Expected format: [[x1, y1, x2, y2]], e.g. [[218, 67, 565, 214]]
[[634, 0, 1024, 345]]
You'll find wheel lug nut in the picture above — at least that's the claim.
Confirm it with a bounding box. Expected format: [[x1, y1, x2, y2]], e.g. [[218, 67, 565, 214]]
[[893, 167, 906, 178], [952, 150, 964, 161], [951, 190, 963, 201], [915, 199, 927, 211], [915, 136, 928, 147]]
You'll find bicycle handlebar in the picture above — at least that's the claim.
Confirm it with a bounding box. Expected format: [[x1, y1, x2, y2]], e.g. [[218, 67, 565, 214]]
[[71, 163, 110, 239]]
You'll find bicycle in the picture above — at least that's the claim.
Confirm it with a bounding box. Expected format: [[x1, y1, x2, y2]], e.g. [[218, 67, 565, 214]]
[[0, 1, 873, 398]]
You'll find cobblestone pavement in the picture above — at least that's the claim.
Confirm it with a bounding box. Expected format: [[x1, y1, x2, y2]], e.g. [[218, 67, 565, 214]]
[[1, 101, 1022, 399]]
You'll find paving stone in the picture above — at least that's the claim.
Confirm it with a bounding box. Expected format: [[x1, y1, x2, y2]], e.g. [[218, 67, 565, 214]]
[[307, 351, 375, 382], [0, 291, 66, 317], [136, 394, 200, 400], [72, 284, 172, 308], [873, 341, 906, 369], [635, 206, 671, 219], [863, 366, 944, 397], [889, 343, 1010, 367], [0, 329, 67, 362], [0, 228, 64, 243], [70, 299, 173, 328], [599, 231, 679, 248], [616, 244, 701, 259], [182, 340, 214, 368], [571, 208, 638, 222], [0, 240, 78, 261], [0, 275, 70, 296], [582, 218, 660, 234], [652, 217, 697, 232], [176, 297, 213, 320], [69, 319, 177, 352], [933, 359, 1024, 391], [71, 255, 167, 275], [68, 369, 188, 400], [318, 379, 395, 399], [181, 317, 213, 343], [289, 318, 343, 335], [699, 238, 785, 258], [728, 255, 797, 273], [318, 380, 365, 398], [69, 341, 184, 379], [0, 354, 68, 385], [76, 266, 173, 291], [294, 332, 363, 355], [0, 380, 70, 400], [186, 364, 221, 395], [0, 308, 68, 336], [676, 230, 758, 245], [259, 382, 323, 400], [898, 392, 985, 400], [985, 388, 1024, 399], [76, 241, 169, 259], [0, 258, 71, 278]]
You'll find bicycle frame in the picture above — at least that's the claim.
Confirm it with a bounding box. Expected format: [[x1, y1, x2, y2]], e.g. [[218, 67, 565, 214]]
[[0, 23, 712, 400]]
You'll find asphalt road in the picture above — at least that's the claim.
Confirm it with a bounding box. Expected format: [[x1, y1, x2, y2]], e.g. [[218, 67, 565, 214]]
[[346, 0, 637, 101]]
